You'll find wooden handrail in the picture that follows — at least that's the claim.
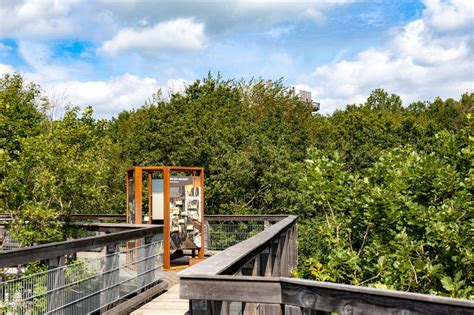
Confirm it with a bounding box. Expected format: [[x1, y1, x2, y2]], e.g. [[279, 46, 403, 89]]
[[179, 214, 474, 314], [179, 275, 474, 314], [0, 213, 127, 221], [180, 215, 297, 276], [0, 224, 163, 267]]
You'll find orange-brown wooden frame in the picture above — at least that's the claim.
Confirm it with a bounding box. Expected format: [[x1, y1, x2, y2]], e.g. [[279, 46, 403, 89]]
[[126, 166, 205, 270]]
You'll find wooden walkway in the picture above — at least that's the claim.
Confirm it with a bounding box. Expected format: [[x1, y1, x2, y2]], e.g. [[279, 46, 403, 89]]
[[131, 284, 188, 315], [131, 270, 188, 315]]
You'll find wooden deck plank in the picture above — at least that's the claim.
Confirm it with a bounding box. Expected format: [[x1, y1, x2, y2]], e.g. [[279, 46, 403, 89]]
[[132, 284, 189, 315]]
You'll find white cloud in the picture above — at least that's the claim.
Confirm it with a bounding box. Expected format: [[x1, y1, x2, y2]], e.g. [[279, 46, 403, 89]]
[[46, 74, 161, 116], [100, 18, 205, 56], [44, 74, 189, 117], [422, 0, 474, 32], [1, 38, 188, 117], [0, 62, 187, 117], [0, 63, 16, 75], [0, 0, 354, 41], [0, 0, 80, 39], [298, 0, 474, 113], [304, 8, 326, 26], [393, 19, 469, 65]]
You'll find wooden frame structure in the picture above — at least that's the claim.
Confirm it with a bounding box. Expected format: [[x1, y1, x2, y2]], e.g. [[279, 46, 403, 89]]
[[126, 166, 205, 270]]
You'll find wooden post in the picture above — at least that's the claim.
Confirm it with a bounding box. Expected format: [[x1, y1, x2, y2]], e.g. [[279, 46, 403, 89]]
[[259, 248, 270, 277], [272, 237, 282, 277], [199, 168, 205, 258], [280, 229, 290, 277], [134, 167, 143, 224], [138, 236, 155, 290], [163, 167, 171, 269], [267, 237, 284, 314], [126, 171, 130, 224], [47, 256, 65, 314], [264, 244, 273, 277], [289, 224, 298, 271], [101, 243, 120, 308], [190, 299, 211, 315], [243, 257, 259, 314], [264, 220, 270, 229]]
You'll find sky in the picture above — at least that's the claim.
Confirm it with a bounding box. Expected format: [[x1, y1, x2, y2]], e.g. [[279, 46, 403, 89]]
[[0, 0, 473, 117]]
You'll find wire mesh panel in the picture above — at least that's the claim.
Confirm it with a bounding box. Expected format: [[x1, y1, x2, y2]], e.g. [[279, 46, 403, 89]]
[[0, 229, 22, 251], [0, 238, 163, 315], [206, 222, 265, 251]]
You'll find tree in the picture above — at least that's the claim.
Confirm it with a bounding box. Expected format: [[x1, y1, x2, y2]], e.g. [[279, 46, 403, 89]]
[[16, 106, 123, 216], [295, 118, 473, 298], [0, 73, 44, 159], [0, 74, 44, 212], [111, 75, 311, 214]]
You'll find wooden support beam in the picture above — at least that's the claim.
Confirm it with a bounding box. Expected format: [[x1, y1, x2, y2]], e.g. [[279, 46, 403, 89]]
[[180, 275, 282, 304], [281, 278, 474, 315], [289, 224, 298, 271], [259, 247, 270, 277], [181, 275, 474, 315], [280, 229, 290, 277], [101, 243, 120, 307], [47, 256, 65, 314], [199, 169, 205, 259], [134, 167, 143, 224], [163, 167, 171, 270], [272, 237, 282, 277]]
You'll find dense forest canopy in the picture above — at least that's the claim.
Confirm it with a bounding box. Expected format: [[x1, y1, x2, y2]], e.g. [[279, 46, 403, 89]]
[[1, 73, 472, 298]]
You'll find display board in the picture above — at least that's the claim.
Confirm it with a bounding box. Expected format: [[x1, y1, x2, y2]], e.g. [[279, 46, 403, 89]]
[[169, 176, 202, 250]]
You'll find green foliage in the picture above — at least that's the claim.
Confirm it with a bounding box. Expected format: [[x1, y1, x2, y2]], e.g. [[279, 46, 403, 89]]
[[0, 74, 44, 211], [1, 73, 124, 247], [0, 73, 43, 159], [309, 89, 470, 171], [111, 76, 310, 214], [10, 203, 64, 246], [16, 106, 123, 215], [295, 120, 473, 298]]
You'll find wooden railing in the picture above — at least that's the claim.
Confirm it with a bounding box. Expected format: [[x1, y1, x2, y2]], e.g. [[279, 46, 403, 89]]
[[179, 215, 474, 315], [0, 223, 162, 268], [0, 223, 166, 314]]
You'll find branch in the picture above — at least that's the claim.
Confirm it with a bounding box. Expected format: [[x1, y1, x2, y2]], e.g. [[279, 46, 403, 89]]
[[357, 222, 371, 256]]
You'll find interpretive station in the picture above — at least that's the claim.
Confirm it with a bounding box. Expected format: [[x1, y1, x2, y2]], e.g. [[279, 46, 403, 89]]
[[126, 166, 205, 270]]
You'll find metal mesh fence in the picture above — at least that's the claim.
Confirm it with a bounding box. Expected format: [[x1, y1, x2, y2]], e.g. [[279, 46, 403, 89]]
[[0, 238, 163, 315], [205, 222, 266, 251], [0, 229, 22, 252]]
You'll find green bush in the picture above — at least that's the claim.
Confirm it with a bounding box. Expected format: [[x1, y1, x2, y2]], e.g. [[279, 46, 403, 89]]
[[295, 119, 473, 298]]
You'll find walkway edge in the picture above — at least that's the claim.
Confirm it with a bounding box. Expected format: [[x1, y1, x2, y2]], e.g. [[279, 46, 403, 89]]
[[103, 281, 169, 315]]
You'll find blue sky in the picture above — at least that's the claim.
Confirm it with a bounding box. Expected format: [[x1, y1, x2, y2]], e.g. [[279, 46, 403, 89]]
[[0, 0, 473, 117]]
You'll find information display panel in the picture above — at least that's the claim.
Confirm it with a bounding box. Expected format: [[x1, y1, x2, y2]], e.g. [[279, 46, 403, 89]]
[[169, 176, 202, 250]]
